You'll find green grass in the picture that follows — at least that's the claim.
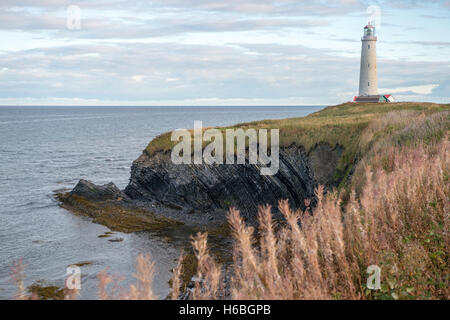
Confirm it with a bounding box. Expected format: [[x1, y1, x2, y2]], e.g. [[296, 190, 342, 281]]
[[145, 103, 448, 153]]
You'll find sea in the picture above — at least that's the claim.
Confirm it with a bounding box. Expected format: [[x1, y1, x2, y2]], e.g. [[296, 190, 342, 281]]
[[0, 105, 324, 299]]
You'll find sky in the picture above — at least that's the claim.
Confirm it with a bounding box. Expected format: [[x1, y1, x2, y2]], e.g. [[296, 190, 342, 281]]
[[0, 0, 449, 106]]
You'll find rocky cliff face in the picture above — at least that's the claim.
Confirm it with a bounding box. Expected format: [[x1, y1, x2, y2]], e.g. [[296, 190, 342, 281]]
[[124, 143, 343, 222], [61, 142, 344, 227]]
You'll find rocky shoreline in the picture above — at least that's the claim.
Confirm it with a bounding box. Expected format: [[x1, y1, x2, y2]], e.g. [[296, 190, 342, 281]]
[[57, 142, 344, 231], [56, 140, 344, 297], [54, 102, 449, 299]]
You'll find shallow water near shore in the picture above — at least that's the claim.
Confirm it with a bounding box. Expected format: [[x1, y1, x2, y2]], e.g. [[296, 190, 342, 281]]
[[0, 105, 324, 299]]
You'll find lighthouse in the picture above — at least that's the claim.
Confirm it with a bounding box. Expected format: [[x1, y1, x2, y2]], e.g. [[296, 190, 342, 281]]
[[359, 23, 378, 96], [353, 23, 393, 103]]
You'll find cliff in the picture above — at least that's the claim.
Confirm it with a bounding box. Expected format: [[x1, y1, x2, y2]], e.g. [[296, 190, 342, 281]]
[[124, 144, 344, 220], [58, 102, 449, 230]]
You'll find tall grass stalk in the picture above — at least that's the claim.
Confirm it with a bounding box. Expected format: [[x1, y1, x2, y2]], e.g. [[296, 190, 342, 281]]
[[171, 138, 449, 300]]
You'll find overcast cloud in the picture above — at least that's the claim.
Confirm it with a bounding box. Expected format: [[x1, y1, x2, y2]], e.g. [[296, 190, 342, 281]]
[[0, 0, 448, 105]]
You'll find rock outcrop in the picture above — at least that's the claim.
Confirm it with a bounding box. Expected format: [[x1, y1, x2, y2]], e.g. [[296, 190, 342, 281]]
[[124, 144, 343, 222], [57, 180, 181, 232], [71, 179, 130, 202], [60, 143, 344, 226]]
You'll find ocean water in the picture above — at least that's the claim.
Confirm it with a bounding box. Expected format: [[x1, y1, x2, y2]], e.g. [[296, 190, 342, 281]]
[[0, 105, 324, 299]]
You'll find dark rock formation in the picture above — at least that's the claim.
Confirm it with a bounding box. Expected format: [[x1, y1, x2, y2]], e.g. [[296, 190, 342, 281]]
[[70, 179, 130, 202], [308, 143, 344, 187], [57, 180, 181, 233], [60, 143, 344, 226], [124, 144, 343, 222]]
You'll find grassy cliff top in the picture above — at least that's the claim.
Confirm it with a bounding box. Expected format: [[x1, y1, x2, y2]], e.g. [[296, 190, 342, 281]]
[[144, 102, 449, 155], [142, 102, 449, 187]]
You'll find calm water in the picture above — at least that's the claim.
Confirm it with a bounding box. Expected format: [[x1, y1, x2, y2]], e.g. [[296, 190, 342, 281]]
[[0, 105, 324, 299]]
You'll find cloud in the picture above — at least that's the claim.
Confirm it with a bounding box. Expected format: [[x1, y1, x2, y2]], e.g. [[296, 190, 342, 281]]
[[1, 0, 368, 15], [0, 6, 332, 39], [412, 41, 450, 47], [398, 40, 450, 47], [130, 75, 146, 82], [420, 14, 450, 19], [0, 40, 448, 105], [0, 96, 326, 106], [379, 84, 440, 95], [385, 0, 450, 9], [0, 42, 359, 103], [0, 0, 448, 105]]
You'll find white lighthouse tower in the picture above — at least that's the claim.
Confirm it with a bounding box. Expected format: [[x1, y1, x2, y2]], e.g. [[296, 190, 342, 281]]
[[353, 23, 394, 103], [359, 23, 378, 96]]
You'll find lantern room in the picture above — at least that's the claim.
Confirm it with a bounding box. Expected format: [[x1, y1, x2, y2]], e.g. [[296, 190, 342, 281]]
[[364, 24, 376, 37]]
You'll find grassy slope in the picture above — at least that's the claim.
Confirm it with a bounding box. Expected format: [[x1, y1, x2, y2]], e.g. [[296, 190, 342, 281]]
[[144, 102, 449, 185]]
